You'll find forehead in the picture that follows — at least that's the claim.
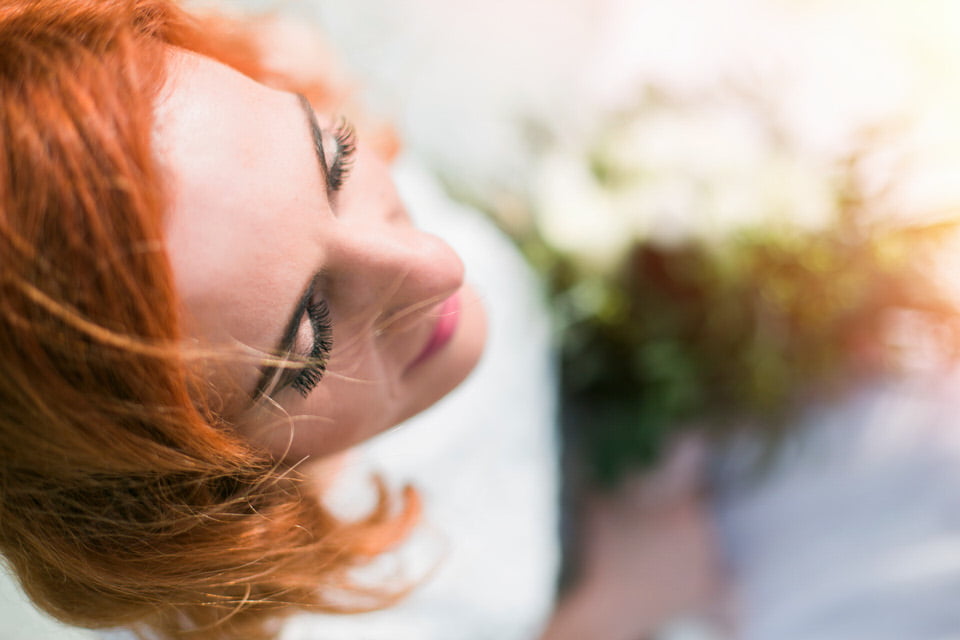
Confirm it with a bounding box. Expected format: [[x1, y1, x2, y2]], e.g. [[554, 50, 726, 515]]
[[154, 49, 326, 401]]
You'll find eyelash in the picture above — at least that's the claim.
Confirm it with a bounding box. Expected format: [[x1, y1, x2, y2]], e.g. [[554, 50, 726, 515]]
[[327, 119, 356, 191], [290, 299, 334, 398]]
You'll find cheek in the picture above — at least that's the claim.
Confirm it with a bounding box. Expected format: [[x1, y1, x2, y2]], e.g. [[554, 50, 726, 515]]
[[236, 387, 390, 461], [296, 354, 400, 453], [325, 349, 397, 416], [235, 327, 403, 460]]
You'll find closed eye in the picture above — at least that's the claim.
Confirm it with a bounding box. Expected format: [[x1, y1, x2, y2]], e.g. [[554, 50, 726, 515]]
[[327, 118, 356, 192], [290, 298, 334, 398]]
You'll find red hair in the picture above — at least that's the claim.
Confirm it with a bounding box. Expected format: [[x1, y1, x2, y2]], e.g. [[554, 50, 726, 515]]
[[0, 1, 415, 637]]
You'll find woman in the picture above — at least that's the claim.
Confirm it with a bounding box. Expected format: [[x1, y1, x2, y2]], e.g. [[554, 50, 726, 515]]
[[0, 1, 480, 636], [0, 1, 716, 638]]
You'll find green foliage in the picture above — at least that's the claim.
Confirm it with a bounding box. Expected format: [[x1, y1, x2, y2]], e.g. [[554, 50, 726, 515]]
[[540, 214, 959, 484]]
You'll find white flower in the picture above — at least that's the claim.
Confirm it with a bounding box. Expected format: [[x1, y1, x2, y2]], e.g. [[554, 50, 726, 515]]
[[537, 99, 836, 250], [531, 149, 635, 269]]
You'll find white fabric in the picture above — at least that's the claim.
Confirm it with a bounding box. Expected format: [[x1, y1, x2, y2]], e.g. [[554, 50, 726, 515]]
[[712, 370, 960, 640], [0, 569, 99, 640]]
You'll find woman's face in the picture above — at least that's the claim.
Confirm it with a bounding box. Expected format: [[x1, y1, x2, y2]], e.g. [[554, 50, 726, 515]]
[[155, 50, 487, 460]]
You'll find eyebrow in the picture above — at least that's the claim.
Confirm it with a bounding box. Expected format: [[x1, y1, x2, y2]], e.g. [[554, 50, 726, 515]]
[[250, 94, 331, 400], [296, 93, 332, 193]]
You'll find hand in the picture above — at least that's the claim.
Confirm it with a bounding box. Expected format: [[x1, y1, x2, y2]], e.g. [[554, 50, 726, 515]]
[[543, 436, 725, 640]]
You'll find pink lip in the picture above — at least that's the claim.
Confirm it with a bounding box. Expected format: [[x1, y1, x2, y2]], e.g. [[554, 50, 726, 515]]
[[407, 293, 461, 371]]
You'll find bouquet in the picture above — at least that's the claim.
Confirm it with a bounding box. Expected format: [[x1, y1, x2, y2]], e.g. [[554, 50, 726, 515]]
[[495, 85, 960, 484]]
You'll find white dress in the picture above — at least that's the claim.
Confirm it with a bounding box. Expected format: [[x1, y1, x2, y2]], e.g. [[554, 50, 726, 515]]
[[712, 369, 960, 640]]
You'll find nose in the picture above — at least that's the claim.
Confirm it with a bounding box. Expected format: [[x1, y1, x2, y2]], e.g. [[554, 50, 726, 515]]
[[330, 220, 465, 321]]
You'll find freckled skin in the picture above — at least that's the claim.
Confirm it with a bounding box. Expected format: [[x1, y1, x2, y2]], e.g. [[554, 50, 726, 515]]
[[157, 49, 487, 460]]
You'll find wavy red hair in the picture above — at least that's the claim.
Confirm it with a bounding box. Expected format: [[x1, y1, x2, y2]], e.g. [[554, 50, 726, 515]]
[[0, 1, 415, 637]]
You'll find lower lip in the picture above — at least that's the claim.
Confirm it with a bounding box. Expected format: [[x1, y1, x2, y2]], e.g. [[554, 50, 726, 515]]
[[407, 293, 461, 370]]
